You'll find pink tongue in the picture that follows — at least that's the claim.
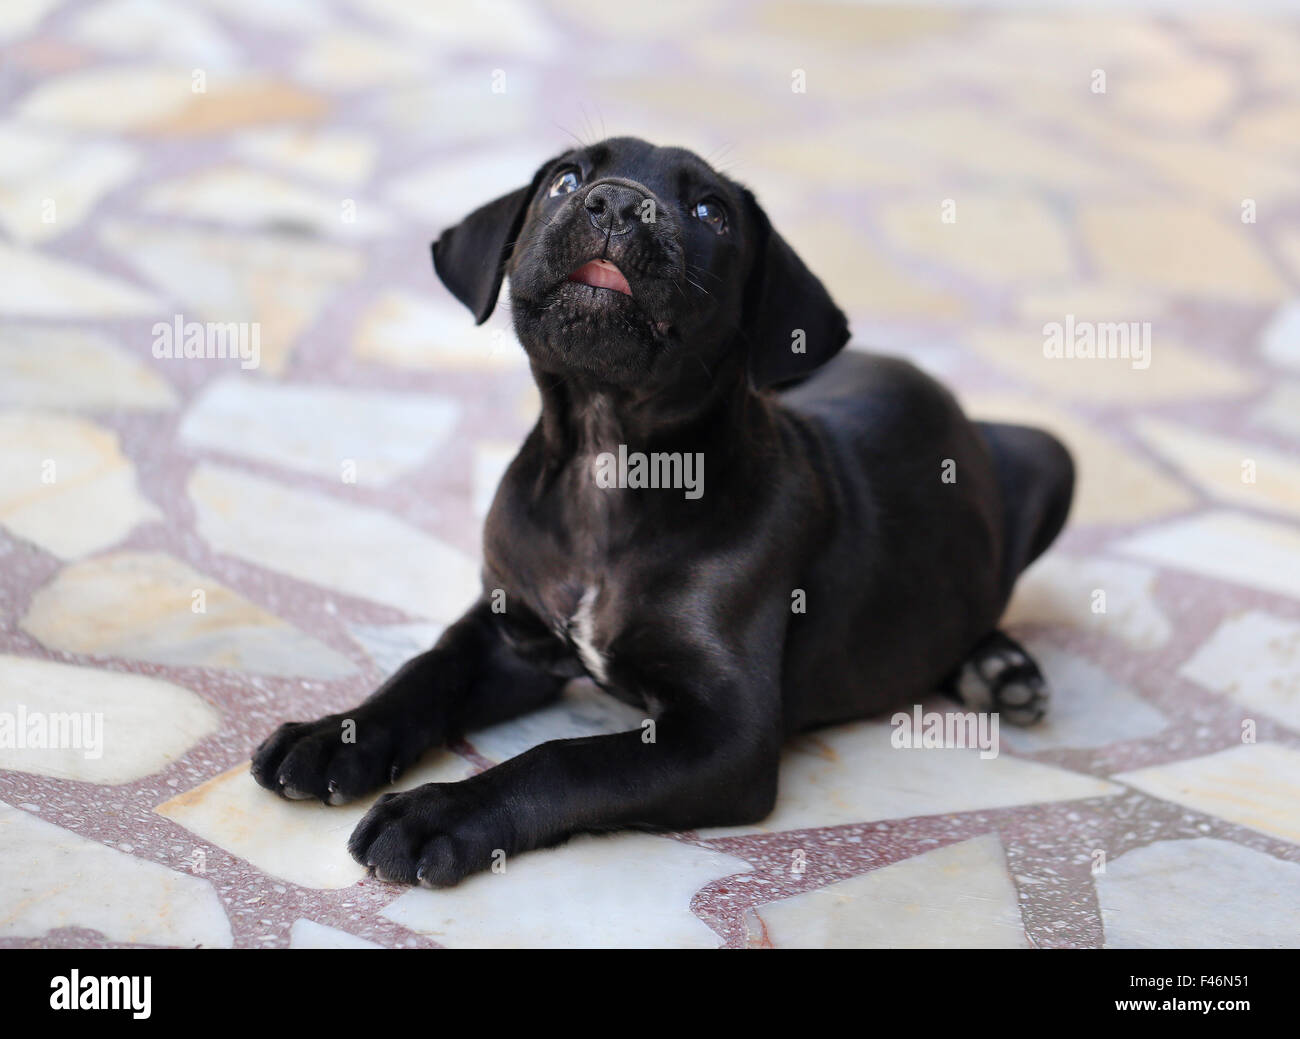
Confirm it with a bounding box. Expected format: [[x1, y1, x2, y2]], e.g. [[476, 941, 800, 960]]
[[568, 259, 632, 296]]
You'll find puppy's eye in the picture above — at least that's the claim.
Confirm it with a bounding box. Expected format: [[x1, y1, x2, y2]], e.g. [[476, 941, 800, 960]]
[[548, 169, 582, 197], [693, 198, 727, 234]]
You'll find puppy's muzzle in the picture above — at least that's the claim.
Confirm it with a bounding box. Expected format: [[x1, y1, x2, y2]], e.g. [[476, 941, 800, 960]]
[[584, 180, 653, 236]]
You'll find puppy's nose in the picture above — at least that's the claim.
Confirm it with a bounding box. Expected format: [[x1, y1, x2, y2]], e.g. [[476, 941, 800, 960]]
[[584, 182, 647, 236]]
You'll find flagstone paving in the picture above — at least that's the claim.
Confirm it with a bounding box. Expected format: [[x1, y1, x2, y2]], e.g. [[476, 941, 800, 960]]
[[2, 0, 1299, 949]]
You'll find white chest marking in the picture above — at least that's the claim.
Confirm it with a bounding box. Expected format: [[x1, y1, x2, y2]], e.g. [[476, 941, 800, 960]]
[[569, 585, 608, 684]]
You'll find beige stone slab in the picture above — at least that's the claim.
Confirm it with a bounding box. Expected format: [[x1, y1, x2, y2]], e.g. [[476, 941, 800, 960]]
[[958, 393, 1195, 526], [970, 326, 1255, 405], [17, 66, 326, 134], [1252, 382, 1300, 442], [1115, 510, 1300, 603], [0, 122, 139, 244], [1004, 555, 1171, 651], [0, 0, 62, 43], [101, 219, 363, 375], [0, 242, 160, 318], [1258, 300, 1300, 373], [1079, 203, 1286, 303], [1181, 611, 1300, 733], [780, 217, 967, 320], [1116, 743, 1300, 845], [188, 464, 479, 622], [21, 551, 357, 680], [293, 31, 425, 90], [0, 411, 160, 559], [745, 834, 1028, 949], [142, 164, 396, 238], [382, 833, 749, 948], [0, 326, 177, 411], [0, 801, 232, 947], [156, 756, 474, 890], [699, 718, 1121, 838], [289, 919, 382, 949], [352, 290, 526, 372], [1099, 837, 1300, 949], [881, 195, 1073, 283], [1001, 644, 1168, 753], [233, 127, 377, 187], [68, 0, 241, 70], [1135, 418, 1300, 519], [0, 655, 219, 785], [178, 376, 459, 485]]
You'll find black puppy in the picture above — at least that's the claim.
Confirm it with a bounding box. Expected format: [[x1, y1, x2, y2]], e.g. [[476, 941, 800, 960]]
[[252, 137, 1074, 887]]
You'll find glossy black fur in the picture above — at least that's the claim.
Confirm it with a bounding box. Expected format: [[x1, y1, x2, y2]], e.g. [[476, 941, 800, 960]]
[[252, 137, 1074, 887]]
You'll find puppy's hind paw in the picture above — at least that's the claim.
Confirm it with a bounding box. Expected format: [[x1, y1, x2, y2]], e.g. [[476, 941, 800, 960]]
[[954, 631, 1049, 727]]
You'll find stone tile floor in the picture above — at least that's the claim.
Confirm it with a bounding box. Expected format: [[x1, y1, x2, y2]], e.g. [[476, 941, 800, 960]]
[[2, 0, 1300, 948]]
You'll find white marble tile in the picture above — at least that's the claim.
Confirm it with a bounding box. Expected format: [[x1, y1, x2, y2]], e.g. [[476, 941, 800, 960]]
[[1116, 742, 1300, 845], [0, 242, 159, 318], [384, 148, 542, 229], [179, 377, 459, 485], [0, 655, 219, 785], [192, 0, 330, 32], [68, 0, 242, 70], [156, 757, 474, 890], [362, 0, 559, 57], [16, 67, 200, 131], [1003, 555, 1171, 651], [961, 393, 1195, 525], [0, 326, 177, 411], [469, 681, 646, 765], [142, 165, 396, 238], [1002, 644, 1168, 753], [1181, 611, 1300, 732], [1115, 510, 1300, 603], [1099, 838, 1300, 948], [292, 31, 426, 90], [21, 551, 358, 680], [352, 289, 526, 371], [289, 919, 382, 949], [698, 717, 1121, 838], [233, 127, 377, 187], [1259, 299, 1300, 372], [100, 219, 363, 375], [347, 622, 442, 677], [1135, 417, 1300, 520], [381, 833, 748, 948], [0, 123, 139, 244], [0, 411, 160, 559], [0, 801, 233, 947], [0, 0, 62, 43], [473, 442, 518, 518], [188, 464, 480, 622], [745, 834, 1028, 948], [1252, 382, 1300, 442]]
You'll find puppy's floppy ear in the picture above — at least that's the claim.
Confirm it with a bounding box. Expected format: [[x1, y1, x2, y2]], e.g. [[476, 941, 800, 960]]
[[431, 161, 551, 325], [740, 189, 850, 388]]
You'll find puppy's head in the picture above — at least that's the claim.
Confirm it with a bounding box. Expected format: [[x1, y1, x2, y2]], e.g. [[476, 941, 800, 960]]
[[432, 136, 848, 390]]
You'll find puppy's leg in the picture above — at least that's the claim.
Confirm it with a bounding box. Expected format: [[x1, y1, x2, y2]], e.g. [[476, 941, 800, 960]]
[[251, 601, 562, 804], [348, 677, 781, 886], [949, 630, 1048, 726]]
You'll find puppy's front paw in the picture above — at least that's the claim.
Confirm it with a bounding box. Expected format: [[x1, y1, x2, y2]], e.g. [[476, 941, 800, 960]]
[[250, 712, 425, 805], [348, 782, 503, 888]]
